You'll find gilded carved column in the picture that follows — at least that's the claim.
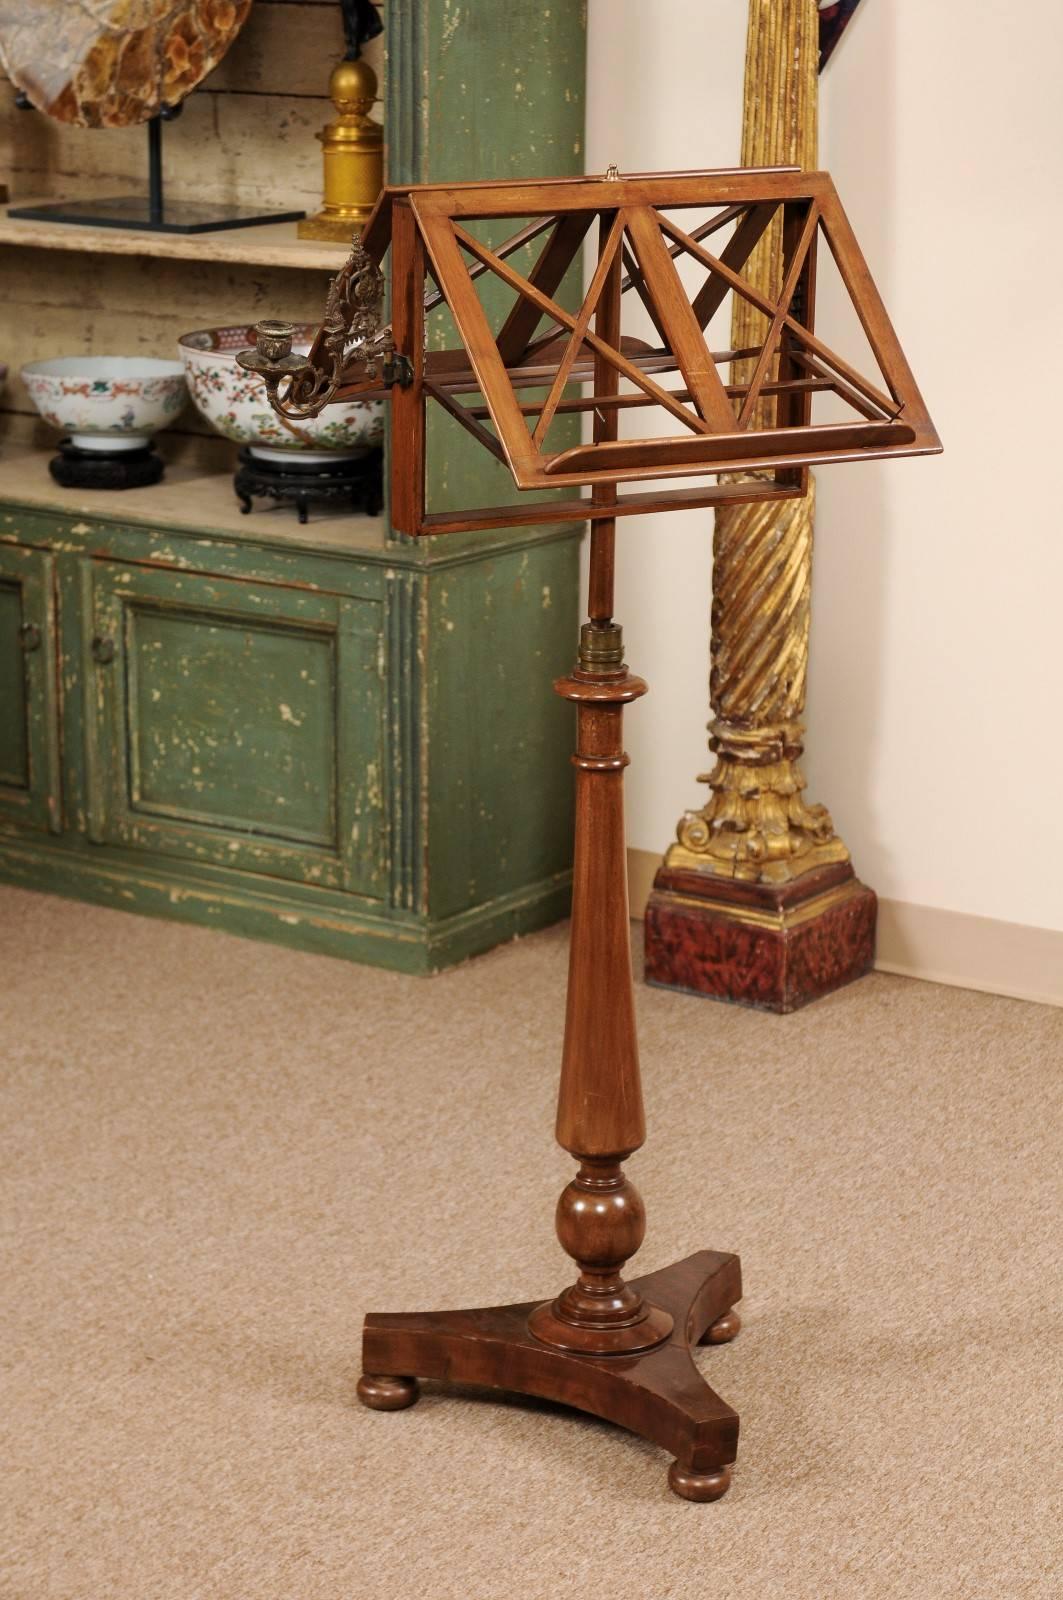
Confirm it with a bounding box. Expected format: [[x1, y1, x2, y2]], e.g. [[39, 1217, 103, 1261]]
[[643, 0, 877, 1011]]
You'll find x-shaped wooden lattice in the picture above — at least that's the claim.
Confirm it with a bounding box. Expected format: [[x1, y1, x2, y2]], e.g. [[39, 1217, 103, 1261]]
[[396, 171, 931, 493], [344, 168, 940, 532]]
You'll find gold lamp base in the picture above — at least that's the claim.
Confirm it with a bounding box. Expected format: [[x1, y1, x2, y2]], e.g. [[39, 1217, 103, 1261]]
[[297, 54, 382, 245], [298, 209, 373, 243]]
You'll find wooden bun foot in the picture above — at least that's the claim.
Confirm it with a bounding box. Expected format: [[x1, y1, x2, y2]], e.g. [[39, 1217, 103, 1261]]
[[668, 1460, 733, 1502], [700, 1307, 741, 1345], [357, 1373, 420, 1411]]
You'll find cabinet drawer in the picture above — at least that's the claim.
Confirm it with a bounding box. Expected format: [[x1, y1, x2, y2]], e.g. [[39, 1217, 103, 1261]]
[[0, 544, 61, 833], [87, 561, 386, 896]]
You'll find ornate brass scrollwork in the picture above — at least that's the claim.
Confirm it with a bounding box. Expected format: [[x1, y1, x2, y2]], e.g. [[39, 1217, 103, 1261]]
[[236, 234, 401, 420]]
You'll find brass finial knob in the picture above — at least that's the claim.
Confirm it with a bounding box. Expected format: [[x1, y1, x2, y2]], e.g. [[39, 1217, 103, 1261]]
[[329, 53, 377, 120], [604, 163, 621, 181]]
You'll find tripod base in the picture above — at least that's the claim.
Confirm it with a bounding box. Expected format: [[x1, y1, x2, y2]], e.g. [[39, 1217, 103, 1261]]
[[358, 1249, 742, 1500]]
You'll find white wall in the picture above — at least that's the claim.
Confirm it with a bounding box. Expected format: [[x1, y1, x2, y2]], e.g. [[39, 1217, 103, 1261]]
[[587, 0, 1063, 935], [584, 0, 746, 868]]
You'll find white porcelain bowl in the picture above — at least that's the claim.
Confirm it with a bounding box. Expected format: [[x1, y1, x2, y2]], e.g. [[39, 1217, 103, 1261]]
[[20, 356, 187, 451], [178, 323, 384, 464]]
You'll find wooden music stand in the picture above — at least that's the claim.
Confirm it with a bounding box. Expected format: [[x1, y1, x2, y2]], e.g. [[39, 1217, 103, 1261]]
[[239, 167, 940, 1500]]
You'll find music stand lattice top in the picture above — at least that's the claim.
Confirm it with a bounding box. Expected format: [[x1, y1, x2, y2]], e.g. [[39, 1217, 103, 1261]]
[[242, 165, 939, 536], [240, 167, 939, 1502]]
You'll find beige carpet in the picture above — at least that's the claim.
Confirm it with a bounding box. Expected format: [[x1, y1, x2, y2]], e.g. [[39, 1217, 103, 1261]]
[[1, 884, 1060, 1600]]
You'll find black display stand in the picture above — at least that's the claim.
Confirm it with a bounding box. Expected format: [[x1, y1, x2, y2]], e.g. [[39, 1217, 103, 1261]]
[[234, 448, 383, 524], [9, 110, 305, 236], [49, 439, 165, 490]]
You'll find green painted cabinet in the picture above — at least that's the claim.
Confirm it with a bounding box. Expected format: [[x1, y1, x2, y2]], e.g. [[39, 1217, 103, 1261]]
[[0, 0, 587, 970], [0, 499, 581, 971]]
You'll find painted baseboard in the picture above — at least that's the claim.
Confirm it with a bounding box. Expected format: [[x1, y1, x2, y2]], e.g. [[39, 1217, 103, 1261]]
[[627, 847, 1063, 1009], [0, 835, 573, 976]]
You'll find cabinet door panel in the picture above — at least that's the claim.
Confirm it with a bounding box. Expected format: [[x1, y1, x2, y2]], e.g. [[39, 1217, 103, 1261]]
[[127, 606, 338, 847], [0, 545, 61, 832], [90, 561, 386, 896]]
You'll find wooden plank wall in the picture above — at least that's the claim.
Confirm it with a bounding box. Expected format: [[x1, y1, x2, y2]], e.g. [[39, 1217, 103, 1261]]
[[0, 1, 384, 465]]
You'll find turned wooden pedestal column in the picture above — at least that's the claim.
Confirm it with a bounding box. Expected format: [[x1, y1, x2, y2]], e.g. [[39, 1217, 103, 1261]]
[[358, 616, 743, 1501]]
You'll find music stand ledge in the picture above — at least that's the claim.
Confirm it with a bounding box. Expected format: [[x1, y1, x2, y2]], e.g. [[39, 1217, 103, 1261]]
[[241, 166, 939, 1500]]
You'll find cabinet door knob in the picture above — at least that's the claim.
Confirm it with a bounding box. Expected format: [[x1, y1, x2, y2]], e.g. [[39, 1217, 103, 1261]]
[[18, 621, 41, 652], [91, 635, 116, 665]]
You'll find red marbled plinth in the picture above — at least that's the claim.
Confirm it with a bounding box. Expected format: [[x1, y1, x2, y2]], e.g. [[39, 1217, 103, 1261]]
[[643, 861, 876, 1014]]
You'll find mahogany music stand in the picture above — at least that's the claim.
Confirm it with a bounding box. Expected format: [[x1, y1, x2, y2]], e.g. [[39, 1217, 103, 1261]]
[[239, 167, 939, 1500]]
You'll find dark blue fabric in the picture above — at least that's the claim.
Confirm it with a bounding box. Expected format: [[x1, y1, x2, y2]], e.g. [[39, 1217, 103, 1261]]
[[340, 0, 384, 60]]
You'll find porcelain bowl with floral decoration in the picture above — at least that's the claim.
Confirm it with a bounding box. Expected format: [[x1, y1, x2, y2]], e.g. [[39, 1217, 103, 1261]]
[[178, 323, 384, 464], [20, 356, 187, 450]]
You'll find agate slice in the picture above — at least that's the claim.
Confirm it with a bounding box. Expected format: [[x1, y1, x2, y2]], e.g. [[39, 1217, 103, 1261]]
[[0, 0, 252, 128]]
